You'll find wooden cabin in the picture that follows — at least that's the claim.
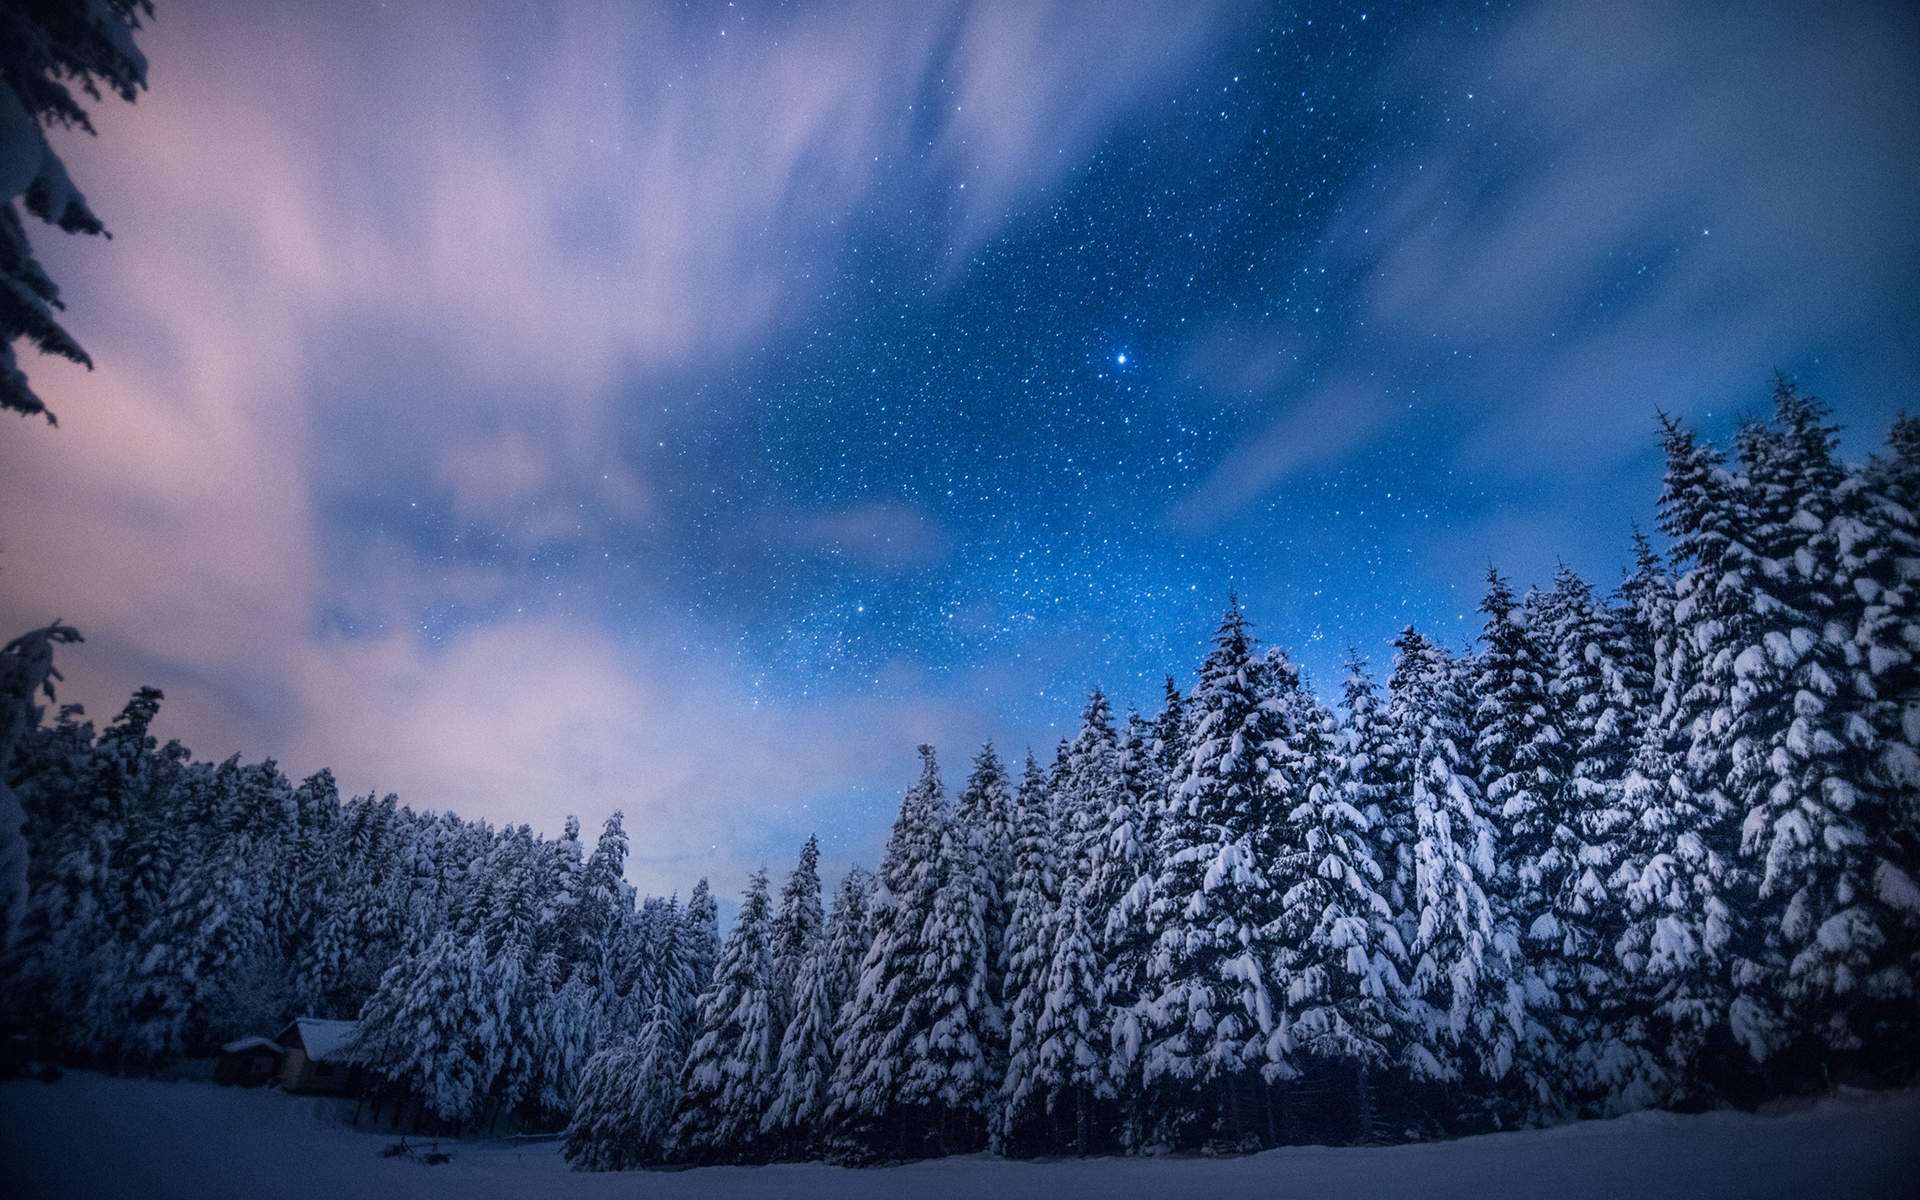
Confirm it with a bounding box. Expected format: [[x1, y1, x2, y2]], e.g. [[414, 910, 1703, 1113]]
[[214, 1036, 284, 1087], [275, 1018, 362, 1095]]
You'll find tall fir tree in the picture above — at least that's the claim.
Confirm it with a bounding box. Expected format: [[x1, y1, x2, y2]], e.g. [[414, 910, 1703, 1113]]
[[1138, 599, 1286, 1147], [764, 864, 871, 1154], [674, 868, 780, 1162], [828, 746, 950, 1159], [769, 835, 825, 1030], [998, 752, 1061, 1152]]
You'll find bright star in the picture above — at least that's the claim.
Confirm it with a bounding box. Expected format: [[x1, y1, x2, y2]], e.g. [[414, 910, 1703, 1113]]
[[1117, 354, 1127, 364]]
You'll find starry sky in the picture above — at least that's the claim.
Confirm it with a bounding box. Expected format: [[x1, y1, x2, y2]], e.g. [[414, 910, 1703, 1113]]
[[1, 0, 1916, 906]]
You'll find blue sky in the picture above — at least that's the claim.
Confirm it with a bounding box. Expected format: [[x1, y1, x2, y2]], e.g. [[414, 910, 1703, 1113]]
[[2, 0, 1915, 907]]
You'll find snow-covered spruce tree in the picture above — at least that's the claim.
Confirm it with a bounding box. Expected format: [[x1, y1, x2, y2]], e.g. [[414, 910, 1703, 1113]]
[[673, 868, 780, 1163], [296, 792, 408, 1020], [1269, 668, 1405, 1142], [577, 978, 694, 1167], [764, 864, 871, 1156], [128, 757, 294, 1063], [352, 926, 494, 1126], [1630, 412, 1770, 1097], [1848, 414, 1920, 1053], [1387, 626, 1524, 1101], [568, 890, 705, 1168], [1138, 599, 1287, 1151], [1099, 711, 1161, 1141], [570, 813, 629, 1004], [7, 687, 156, 1058], [1537, 564, 1650, 787], [1029, 693, 1127, 1140], [1034, 876, 1107, 1154], [0, 622, 81, 943], [920, 742, 1013, 1145], [769, 835, 825, 1030], [828, 746, 949, 1160], [1516, 566, 1649, 1111], [1341, 654, 1412, 933], [997, 751, 1060, 1153], [954, 743, 1014, 1031], [910, 755, 1001, 1155], [1471, 570, 1572, 1116], [0, 0, 149, 421], [1153, 675, 1189, 778], [1727, 385, 1920, 1076], [472, 826, 548, 1123]]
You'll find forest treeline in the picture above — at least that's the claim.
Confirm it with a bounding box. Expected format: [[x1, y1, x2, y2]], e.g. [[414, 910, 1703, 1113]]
[[2, 381, 1916, 1163]]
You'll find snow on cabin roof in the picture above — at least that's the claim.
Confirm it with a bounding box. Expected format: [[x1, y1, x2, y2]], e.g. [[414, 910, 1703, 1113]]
[[280, 1018, 360, 1063], [220, 1036, 283, 1055]]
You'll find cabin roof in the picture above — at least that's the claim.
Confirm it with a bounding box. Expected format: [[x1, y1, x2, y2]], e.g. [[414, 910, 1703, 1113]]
[[220, 1036, 283, 1056], [276, 1018, 360, 1063]]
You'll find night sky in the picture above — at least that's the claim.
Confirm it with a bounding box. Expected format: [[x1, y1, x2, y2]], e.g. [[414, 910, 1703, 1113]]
[[2, 0, 1916, 906]]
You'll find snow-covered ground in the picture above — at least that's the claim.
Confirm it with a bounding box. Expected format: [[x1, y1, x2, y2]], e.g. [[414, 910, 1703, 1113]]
[[3, 1073, 1916, 1200]]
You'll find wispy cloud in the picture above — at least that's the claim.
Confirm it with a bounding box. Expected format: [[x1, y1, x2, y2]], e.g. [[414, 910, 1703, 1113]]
[[1178, 0, 1920, 538], [0, 0, 1223, 893]]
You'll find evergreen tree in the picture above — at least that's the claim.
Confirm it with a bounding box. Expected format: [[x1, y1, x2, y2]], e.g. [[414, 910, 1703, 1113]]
[[1033, 880, 1107, 1154], [1471, 571, 1572, 1112], [769, 835, 825, 1029], [674, 868, 779, 1161], [0, 622, 81, 942], [997, 752, 1060, 1152], [1388, 627, 1521, 1088], [1270, 676, 1404, 1120], [764, 864, 871, 1154], [1727, 384, 1918, 1068], [828, 746, 950, 1159], [0, 0, 150, 422], [1138, 599, 1285, 1147]]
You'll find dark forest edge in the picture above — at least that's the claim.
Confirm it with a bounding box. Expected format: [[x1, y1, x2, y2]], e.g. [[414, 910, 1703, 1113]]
[[2, 379, 1916, 1166]]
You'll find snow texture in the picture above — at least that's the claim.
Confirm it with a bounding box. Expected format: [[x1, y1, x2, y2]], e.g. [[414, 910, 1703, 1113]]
[[2, 1071, 1916, 1200]]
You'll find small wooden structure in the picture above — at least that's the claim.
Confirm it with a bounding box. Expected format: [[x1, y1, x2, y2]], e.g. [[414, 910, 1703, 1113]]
[[214, 1036, 284, 1087], [275, 1018, 362, 1095]]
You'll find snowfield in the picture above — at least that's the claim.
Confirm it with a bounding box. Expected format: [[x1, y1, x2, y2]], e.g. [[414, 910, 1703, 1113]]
[[3, 1073, 1916, 1200]]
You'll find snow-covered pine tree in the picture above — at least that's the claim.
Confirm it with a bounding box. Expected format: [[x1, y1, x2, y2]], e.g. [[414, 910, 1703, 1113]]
[[474, 826, 545, 1120], [1152, 675, 1188, 778], [1138, 599, 1285, 1150], [1033, 877, 1107, 1154], [912, 755, 1000, 1154], [571, 892, 701, 1166], [828, 746, 949, 1160], [128, 756, 287, 1063], [1269, 670, 1404, 1140], [1099, 711, 1160, 1141], [764, 864, 871, 1155], [1634, 412, 1771, 1095], [352, 926, 494, 1125], [572, 813, 629, 1002], [564, 1039, 657, 1171], [933, 744, 1014, 1134], [1471, 570, 1570, 1114], [769, 835, 825, 1031], [997, 752, 1060, 1153], [296, 791, 406, 1020], [0, 0, 149, 422], [1388, 626, 1522, 1092], [0, 623, 80, 943], [1341, 654, 1410, 927], [954, 744, 1014, 1027], [1032, 692, 1128, 1141], [1603, 736, 1743, 1110], [673, 868, 780, 1162], [1848, 414, 1920, 1051], [1726, 384, 1919, 1074]]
